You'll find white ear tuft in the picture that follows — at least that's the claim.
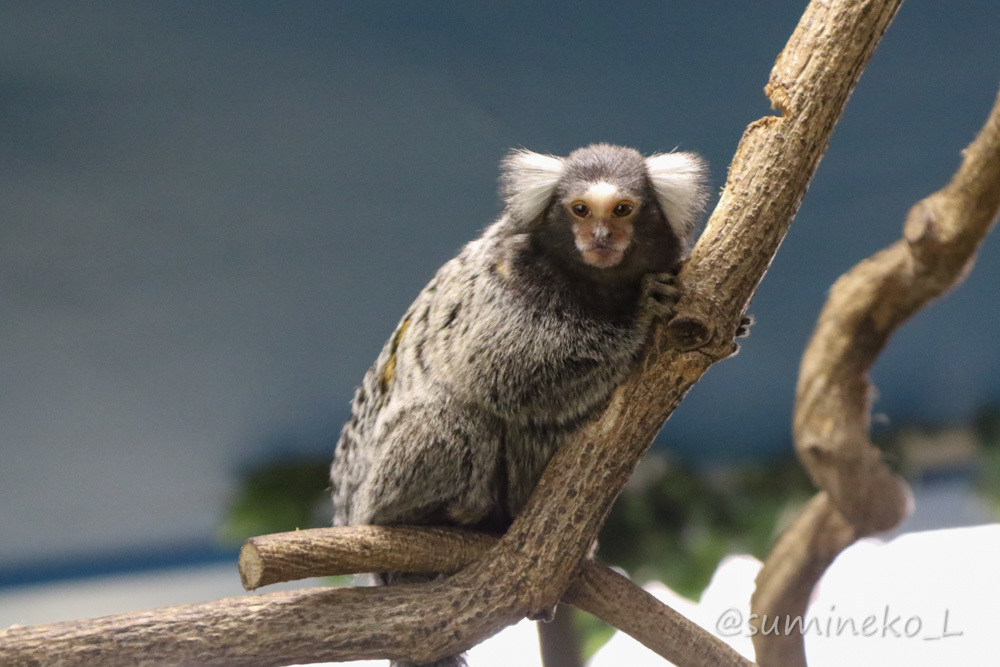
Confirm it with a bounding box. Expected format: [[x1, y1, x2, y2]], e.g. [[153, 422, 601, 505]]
[[500, 149, 565, 223], [644, 152, 709, 242]]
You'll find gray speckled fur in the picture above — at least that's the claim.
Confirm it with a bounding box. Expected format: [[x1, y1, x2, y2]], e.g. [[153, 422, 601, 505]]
[[330, 144, 705, 667]]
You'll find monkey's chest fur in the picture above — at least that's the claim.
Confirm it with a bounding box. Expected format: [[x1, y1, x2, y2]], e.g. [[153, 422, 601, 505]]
[[331, 233, 648, 533]]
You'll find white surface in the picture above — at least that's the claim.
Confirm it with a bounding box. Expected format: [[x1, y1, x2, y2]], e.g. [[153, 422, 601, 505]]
[[592, 524, 999, 667]]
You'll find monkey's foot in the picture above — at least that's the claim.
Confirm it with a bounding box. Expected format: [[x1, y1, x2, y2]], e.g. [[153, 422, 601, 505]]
[[641, 272, 682, 321]]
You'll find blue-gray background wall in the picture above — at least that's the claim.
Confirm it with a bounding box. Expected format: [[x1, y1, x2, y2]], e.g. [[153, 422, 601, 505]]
[[2, 1, 998, 580]]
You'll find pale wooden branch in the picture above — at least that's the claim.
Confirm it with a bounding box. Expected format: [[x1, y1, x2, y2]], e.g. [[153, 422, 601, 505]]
[[240, 527, 751, 666], [0, 1, 903, 664], [238, 525, 497, 589], [751, 86, 1000, 667], [239, 526, 752, 667], [569, 562, 751, 667]]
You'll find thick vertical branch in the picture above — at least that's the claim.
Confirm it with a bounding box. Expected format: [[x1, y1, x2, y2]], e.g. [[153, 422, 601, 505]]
[[752, 86, 1000, 667]]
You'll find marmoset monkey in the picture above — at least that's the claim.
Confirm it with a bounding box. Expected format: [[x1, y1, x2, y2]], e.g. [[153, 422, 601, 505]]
[[330, 143, 707, 667]]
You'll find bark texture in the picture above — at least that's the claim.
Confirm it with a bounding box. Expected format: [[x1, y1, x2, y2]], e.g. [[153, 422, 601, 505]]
[[241, 527, 753, 666]]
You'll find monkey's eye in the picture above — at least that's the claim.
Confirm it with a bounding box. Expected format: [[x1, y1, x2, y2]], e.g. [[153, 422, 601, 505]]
[[570, 203, 591, 217], [612, 202, 634, 217]]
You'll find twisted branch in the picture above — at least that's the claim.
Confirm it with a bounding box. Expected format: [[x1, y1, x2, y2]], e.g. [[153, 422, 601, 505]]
[[751, 85, 1000, 667]]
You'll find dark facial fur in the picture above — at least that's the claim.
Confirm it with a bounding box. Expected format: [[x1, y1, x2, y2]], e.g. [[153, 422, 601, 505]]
[[514, 144, 692, 319]]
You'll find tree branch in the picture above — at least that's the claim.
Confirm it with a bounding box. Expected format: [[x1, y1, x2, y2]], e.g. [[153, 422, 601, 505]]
[[2, 527, 752, 667], [241, 527, 753, 666], [751, 85, 1000, 667], [0, 1, 905, 664], [238, 526, 497, 589], [569, 562, 750, 667]]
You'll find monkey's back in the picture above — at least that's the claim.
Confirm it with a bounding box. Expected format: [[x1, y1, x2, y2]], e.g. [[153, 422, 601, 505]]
[[330, 226, 646, 531]]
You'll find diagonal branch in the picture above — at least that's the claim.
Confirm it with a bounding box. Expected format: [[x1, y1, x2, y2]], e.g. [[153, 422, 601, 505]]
[[0, 1, 904, 664], [476, 0, 903, 627], [751, 85, 1000, 667]]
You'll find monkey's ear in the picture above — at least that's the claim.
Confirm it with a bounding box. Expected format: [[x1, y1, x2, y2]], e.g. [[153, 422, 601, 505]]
[[500, 149, 565, 223], [644, 152, 709, 243]]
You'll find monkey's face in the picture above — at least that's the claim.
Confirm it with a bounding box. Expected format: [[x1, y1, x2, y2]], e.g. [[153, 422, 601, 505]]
[[501, 144, 707, 281], [562, 181, 639, 269]]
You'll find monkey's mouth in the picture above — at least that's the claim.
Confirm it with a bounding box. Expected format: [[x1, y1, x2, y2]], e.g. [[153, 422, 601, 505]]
[[580, 241, 626, 268], [572, 219, 632, 269]]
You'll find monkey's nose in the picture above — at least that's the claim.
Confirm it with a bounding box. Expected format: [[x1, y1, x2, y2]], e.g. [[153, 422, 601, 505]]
[[592, 221, 611, 240]]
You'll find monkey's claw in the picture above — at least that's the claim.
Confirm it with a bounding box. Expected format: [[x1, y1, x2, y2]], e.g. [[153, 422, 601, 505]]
[[641, 272, 682, 321], [736, 314, 754, 338], [528, 605, 558, 623], [729, 315, 755, 356]]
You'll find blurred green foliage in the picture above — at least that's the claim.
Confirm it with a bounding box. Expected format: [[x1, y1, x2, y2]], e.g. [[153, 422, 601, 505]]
[[219, 448, 816, 662], [218, 457, 331, 545], [597, 457, 814, 599], [219, 451, 815, 599], [975, 405, 1000, 520]]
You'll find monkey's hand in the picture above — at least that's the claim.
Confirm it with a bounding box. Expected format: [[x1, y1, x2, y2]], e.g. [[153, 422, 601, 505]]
[[640, 272, 682, 324]]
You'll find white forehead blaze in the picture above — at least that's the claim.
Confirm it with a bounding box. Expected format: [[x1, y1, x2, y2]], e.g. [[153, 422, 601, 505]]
[[566, 181, 634, 217], [585, 181, 620, 208], [586, 181, 619, 199]]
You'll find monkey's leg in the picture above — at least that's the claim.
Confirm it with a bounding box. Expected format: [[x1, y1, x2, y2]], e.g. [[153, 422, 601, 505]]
[[352, 401, 502, 528], [353, 403, 501, 667]]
